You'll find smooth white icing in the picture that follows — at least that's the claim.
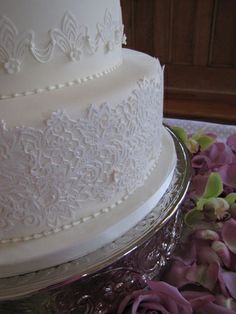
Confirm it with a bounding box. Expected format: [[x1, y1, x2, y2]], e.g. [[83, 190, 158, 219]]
[[0, 127, 176, 278], [0, 50, 164, 242], [0, 0, 124, 97], [0, 0, 177, 278]]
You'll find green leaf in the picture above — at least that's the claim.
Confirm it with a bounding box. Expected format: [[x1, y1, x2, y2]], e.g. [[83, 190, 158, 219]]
[[191, 129, 204, 141], [196, 197, 208, 210], [191, 129, 215, 151], [202, 173, 223, 199], [195, 135, 215, 151], [184, 208, 204, 226], [171, 126, 188, 145], [225, 193, 236, 205]]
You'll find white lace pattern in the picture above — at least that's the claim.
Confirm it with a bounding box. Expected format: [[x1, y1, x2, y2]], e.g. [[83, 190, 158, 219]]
[[0, 76, 163, 242], [0, 10, 125, 74]]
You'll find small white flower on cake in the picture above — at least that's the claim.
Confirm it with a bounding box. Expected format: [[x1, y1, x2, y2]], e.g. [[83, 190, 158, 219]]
[[69, 48, 81, 62], [4, 58, 21, 74]]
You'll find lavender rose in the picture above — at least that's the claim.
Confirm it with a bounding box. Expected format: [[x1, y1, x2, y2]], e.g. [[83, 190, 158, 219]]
[[117, 280, 192, 314]]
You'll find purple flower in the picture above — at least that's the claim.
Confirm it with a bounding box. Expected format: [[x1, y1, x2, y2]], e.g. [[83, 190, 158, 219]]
[[182, 291, 236, 314], [219, 164, 236, 190], [117, 281, 192, 314], [192, 143, 231, 171], [222, 218, 236, 254], [227, 133, 236, 153], [190, 174, 209, 198]]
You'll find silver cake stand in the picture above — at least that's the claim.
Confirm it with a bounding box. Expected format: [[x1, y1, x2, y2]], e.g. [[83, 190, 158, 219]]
[[0, 126, 191, 314]]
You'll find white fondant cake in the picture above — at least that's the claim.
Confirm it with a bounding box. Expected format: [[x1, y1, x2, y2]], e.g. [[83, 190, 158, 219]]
[[0, 0, 176, 277]]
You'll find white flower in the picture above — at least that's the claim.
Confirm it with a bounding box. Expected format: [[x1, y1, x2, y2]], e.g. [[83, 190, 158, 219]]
[[69, 48, 81, 62], [4, 58, 21, 74]]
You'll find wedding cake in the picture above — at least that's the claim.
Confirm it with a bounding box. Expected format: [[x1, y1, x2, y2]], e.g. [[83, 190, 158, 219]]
[[0, 0, 176, 277]]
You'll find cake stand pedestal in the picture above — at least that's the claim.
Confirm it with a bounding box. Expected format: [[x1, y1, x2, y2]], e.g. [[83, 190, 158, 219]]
[[0, 126, 191, 314]]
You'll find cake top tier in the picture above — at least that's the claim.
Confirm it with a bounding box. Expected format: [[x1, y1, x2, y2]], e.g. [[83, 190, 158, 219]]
[[0, 0, 124, 98]]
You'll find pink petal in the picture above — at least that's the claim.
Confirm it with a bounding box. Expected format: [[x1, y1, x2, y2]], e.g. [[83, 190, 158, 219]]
[[147, 281, 192, 313], [131, 294, 164, 313], [163, 261, 193, 288], [194, 229, 220, 241], [227, 133, 236, 153], [183, 291, 236, 314], [215, 294, 236, 311], [197, 301, 236, 314], [190, 174, 209, 197], [186, 262, 219, 291], [181, 290, 215, 308], [217, 267, 230, 297], [192, 238, 220, 265], [219, 164, 236, 189], [222, 218, 236, 253], [221, 271, 236, 299], [211, 240, 231, 268], [192, 155, 211, 170], [207, 143, 228, 165], [173, 241, 197, 265]]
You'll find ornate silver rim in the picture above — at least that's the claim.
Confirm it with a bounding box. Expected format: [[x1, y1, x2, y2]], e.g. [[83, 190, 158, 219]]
[[0, 125, 191, 300]]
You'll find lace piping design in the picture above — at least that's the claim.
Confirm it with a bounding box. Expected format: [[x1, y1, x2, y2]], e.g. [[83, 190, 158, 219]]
[[0, 10, 125, 74], [0, 74, 163, 243]]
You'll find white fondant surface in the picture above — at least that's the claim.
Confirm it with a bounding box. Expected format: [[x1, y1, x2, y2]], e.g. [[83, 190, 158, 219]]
[[0, 49, 164, 242], [0, 0, 175, 283], [0, 49, 161, 127], [0, 127, 176, 278], [0, 0, 123, 96]]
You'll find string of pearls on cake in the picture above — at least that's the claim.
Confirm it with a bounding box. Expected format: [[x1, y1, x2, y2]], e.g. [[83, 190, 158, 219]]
[[0, 159, 159, 245], [0, 62, 121, 100]]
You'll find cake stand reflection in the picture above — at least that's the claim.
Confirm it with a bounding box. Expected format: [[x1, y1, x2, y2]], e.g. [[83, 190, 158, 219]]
[[0, 125, 191, 314]]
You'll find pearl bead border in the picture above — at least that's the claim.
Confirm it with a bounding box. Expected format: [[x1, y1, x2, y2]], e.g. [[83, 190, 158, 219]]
[[0, 157, 160, 245], [0, 62, 122, 100]]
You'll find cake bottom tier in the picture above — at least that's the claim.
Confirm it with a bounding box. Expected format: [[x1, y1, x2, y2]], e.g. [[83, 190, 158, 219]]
[[0, 126, 191, 312], [0, 126, 176, 278]]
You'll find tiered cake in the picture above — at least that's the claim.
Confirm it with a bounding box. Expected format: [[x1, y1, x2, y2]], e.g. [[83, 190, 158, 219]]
[[0, 0, 176, 277]]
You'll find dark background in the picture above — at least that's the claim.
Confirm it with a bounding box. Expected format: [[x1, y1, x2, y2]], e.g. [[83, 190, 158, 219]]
[[121, 0, 236, 123]]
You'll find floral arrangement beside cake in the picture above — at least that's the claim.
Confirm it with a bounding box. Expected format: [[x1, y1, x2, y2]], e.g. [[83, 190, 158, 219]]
[[0, 0, 177, 278], [118, 127, 236, 314]]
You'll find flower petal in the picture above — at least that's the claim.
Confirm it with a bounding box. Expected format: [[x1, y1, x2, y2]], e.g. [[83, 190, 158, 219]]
[[211, 241, 231, 268], [160, 261, 193, 288], [222, 219, 236, 253], [221, 271, 236, 299], [182, 290, 215, 308], [215, 294, 236, 311], [219, 164, 236, 189], [191, 155, 211, 170], [227, 133, 236, 153], [186, 262, 219, 291], [194, 229, 219, 241], [147, 281, 192, 313], [190, 174, 209, 198]]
